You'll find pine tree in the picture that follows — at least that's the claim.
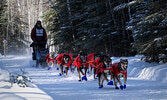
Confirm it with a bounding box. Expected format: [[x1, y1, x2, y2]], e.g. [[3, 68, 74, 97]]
[[43, 0, 135, 56], [116, 0, 167, 62], [0, 0, 7, 54]]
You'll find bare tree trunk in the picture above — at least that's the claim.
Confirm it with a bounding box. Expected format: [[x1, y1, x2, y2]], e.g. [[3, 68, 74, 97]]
[[27, 0, 31, 38], [17, 0, 21, 41], [7, 0, 9, 41]]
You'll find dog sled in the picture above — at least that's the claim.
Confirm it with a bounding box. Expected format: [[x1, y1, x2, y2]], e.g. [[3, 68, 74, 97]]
[[30, 42, 49, 67]]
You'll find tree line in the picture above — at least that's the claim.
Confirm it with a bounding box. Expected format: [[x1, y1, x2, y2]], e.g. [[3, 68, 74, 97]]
[[0, 0, 166, 63], [0, 0, 49, 55], [43, 0, 167, 62]]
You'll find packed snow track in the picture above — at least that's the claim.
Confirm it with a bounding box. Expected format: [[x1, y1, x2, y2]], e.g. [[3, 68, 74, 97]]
[[0, 55, 167, 100]]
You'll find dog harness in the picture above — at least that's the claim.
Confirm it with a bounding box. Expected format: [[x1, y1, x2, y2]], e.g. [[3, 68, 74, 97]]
[[95, 62, 113, 74], [93, 58, 102, 69], [87, 53, 95, 67], [112, 63, 127, 78]]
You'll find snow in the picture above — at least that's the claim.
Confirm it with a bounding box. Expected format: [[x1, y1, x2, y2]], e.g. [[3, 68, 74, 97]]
[[126, 26, 133, 30], [113, 3, 126, 11], [0, 55, 167, 100], [138, 63, 167, 81], [154, 37, 162, 41], [113, 0, 139, 11], [0, 56, 52, 100], [154, 30, 158, 34]]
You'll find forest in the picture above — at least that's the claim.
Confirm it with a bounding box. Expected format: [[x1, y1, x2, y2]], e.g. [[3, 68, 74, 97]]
[[0, 0, 167, 63]]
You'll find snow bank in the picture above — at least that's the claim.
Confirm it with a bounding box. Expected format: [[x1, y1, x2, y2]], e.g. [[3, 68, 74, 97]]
[[0, 81, 53, 100], [0, 56, 53, 100], [138, 63, 167, 82], [0, 94, 26, 100], [0, 69, 9, 81], [112, 55, 167, 83]]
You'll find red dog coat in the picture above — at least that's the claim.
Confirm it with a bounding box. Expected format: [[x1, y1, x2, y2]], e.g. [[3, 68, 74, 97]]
[[45, 54, 55, 64], [112, 63, 127, 78], [87, 53, 95, 67], [93, 58, 102, 69], [73, 55, 89, 69], [95, 62, 113, 74], [56, 53, 73, 68]]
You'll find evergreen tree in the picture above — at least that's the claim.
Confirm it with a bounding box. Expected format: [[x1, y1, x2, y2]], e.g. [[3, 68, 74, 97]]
[[0, 0, 7, 54], [44, 0, 134, 56]]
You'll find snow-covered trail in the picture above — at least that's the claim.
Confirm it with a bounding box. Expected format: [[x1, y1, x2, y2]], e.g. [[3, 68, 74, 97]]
[[0, 55, 167, 100], [0, 56, 53, 100]]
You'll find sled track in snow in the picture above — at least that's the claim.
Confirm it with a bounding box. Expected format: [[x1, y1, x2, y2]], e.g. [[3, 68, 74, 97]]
[[0, 55, 167, 100]]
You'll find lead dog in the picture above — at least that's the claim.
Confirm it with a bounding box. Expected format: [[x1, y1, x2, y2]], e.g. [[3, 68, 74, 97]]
[[112, 59, 128, 90]]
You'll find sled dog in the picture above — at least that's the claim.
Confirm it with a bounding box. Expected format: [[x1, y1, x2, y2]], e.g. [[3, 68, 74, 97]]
[[96, 55, 114, 88], [112, 59, 128, 90]]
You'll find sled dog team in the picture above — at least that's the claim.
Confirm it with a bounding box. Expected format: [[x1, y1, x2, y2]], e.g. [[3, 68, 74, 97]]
[[45, 52, 128, 90]]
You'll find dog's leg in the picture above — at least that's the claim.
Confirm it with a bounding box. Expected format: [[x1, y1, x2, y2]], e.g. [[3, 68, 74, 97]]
[[90, 66, 93, 74], [74, 66, 76, 72], [51, 62, 54, 68], [113, 76, 122, 89], [103, 73, 109, 82], [54, 61, 57, 68], [94, 69, 96, 79], [116, 76, 124, 90], [77, 68, 81, 81], [80, 68, 85, 76], [70, 65, 72, 72], [113, 77, 119, 89], [72, 66, 76, 73], [84, 67, 87, 77], [98, 75, 101, 87], [123, 76, 127, 89], [98, 73, 103, 88], [124, 76, 127, 84], [47, 61, 50, 67], [58, 63, 61, 70], [48, 61, 54, 70], [60, 65, 63, 75], [116, 76, 122, 86], [48, 63, 50, 67], [110, 72, 114, 80], [79, 67, 87, 81], [65, 67, 68, 76], [102, 75, 105, 86]]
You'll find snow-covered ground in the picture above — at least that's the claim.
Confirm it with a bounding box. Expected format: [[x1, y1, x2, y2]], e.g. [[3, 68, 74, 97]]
[[0, 55, 167, 100]]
